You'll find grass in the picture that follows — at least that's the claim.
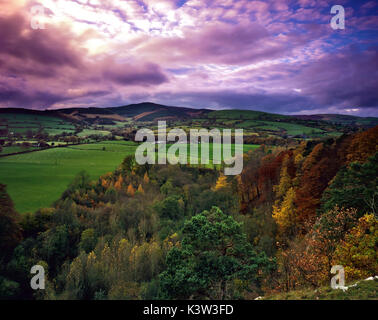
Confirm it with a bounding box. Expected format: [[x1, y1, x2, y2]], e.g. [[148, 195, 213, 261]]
[[44, 128, 75, 135], [252, 121, 324, 135], [0, 141, 138, 213], [0, 141, 259, 213], [0, 113, 75, 135], [208, 109, 287, 120], [188, 117, 325, 136], [77, 129, 111, 137], [0, 146, 38, 155], [264, 278, 378, 300], [234, 120, 260, 128], [163, 143, 259, 163]]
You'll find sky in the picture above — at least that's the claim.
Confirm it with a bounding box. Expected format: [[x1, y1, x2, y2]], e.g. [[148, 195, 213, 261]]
[[0, 0, 377, 116]]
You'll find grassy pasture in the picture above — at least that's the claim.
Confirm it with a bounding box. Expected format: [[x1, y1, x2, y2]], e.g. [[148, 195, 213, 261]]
[[0, 146, 38, 155], [1, 113, 75, 135], [0, 141, 138, 213], [0, 141, 259, 213], [77, 129, 111, 137], [208, 109, 288, 120], [180, 117, 325, 136], [162, 143, 259, 164]]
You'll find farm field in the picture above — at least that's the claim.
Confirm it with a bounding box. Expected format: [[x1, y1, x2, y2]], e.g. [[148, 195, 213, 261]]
[[0, 140, 259, 213], [163, 142, 260, 163], [207, 109, 288, 120], [77, 129, 112, 137], [0, 113, 75, 135], [0, 141, 139, 213], [254, 121, 324, 135], [0, 146, 38, 155]]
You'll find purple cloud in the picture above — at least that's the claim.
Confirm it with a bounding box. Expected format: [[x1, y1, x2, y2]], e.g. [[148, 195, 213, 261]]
[[0, 0, 376, 116]]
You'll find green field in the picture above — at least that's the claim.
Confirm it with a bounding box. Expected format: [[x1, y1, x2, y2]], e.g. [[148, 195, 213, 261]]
[[77, 129, 111, 137], [208, 109, 288, 120], [0, 141, 138, 213], [163, 142, 259, 164], [255, 121, 324, 135], [0, 141, 259, 213], [0, 113, 75, 135], [203, 110, 329, 136], [0, 146, 38, 155]]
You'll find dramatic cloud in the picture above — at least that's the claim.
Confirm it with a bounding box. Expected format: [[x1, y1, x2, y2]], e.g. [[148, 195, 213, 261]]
[[0, 0, 377, 116], [104, 63, 168, 86]]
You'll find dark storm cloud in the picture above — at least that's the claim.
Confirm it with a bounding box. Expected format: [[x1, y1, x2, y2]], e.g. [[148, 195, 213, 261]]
[[0, 86, 67, 108], [293, 45, 378, 110], [104, 63, 169, 86], [0, 14, 82, 67]]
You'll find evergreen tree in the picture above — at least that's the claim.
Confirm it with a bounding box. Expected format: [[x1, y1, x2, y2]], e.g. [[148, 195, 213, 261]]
[[159, 207, 273, 299]]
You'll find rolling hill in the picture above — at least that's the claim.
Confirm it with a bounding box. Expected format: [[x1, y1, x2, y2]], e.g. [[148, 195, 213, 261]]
[[1, 102, 377, 129], [55, 102, 210, 123], [293, 114, 378, 126], [0, 102, 378, 136]]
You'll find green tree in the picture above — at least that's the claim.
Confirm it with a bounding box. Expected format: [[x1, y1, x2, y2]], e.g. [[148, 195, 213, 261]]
[[155, 195, 185, 220], [0, 184, 22, 262], [62, 171, 91, 199], [321, 152, 377, 216], [79, 228, 97, 253], [40, 225, 72, 272], [121, 155, 136, 173], [159, 207, 273, 299]]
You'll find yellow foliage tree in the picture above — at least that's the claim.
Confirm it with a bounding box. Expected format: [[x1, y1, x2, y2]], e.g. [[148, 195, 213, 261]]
[[137, 184, 144, 194], [272, 187, 297, 237], [333, 214, 378, 281], [294, 153, 304, 167], [274, 155, 292, 199], [214, 174, 228, 190]]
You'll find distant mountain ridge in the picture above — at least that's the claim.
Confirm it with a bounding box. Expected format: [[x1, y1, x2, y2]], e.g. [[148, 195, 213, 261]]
[[54, 102, 210, 122], [0, 102, 377, 126], [292, 114, 378, 126]]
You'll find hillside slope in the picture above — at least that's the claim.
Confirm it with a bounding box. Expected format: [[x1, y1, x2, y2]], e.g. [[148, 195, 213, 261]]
[[263, 277, 378, 300]]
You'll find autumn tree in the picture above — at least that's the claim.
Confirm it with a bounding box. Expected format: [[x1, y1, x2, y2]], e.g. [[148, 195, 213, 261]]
[[213, 173, 228, 190], [295, 142, 343, 233], [143, 172, 150, 184], [272, 187, 297, 239], [276, 206, 360, 289], [347, 126, 378, 164], [333, 214, 378, 281], [127, 183, 135, 196], [137, 184, 144, 194], [114, 175, 124, 191], [273, 154, 293, 200]]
